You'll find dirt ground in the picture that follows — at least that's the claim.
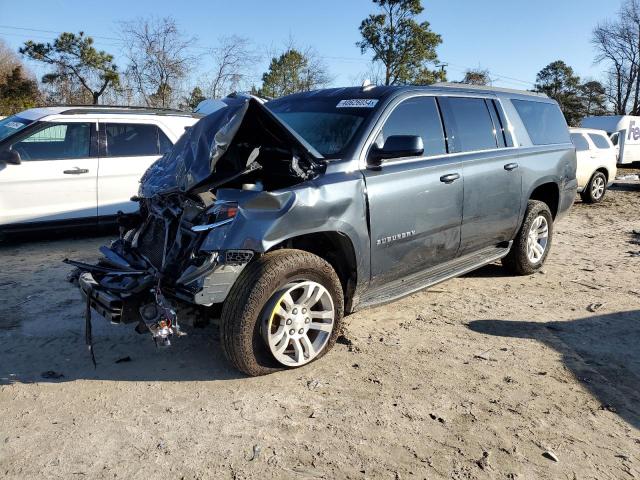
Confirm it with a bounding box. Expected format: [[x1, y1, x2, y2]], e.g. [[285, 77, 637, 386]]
[[1, 173, 639, 480]]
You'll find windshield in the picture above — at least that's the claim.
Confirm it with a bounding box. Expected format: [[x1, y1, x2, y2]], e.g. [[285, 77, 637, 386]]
[[0, 115, 34, 142], [266, 97, 377, 157]]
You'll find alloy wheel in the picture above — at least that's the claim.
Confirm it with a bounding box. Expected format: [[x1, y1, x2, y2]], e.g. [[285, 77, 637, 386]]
[[591, 175, 605, 200], [526, 215, 549, 264], [263, 281, 335, 367]]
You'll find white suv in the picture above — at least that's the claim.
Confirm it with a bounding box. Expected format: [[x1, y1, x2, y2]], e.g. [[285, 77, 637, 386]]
[[0, 106, 200, 231], [569, 127, 617, 204]]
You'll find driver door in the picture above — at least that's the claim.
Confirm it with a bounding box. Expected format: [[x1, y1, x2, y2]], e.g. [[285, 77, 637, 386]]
[[362, 96, 463, 288], [0, 120, 98, 227]]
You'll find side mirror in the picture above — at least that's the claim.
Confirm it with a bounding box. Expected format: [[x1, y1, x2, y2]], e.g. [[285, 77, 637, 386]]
[[368, 135, 424, 168], [0, 149, 21, 165]]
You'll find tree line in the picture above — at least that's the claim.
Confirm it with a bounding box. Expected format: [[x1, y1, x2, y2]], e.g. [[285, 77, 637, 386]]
[[0, 0, 638, 124]]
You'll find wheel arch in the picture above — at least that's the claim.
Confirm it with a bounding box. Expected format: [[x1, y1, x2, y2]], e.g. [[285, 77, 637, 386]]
[[528, 181, 560, 219], [594, 167, 609, 182], [267, 231, 358, 313]]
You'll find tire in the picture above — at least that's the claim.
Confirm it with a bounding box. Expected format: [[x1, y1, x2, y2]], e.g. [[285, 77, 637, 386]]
[[220, 249, 344, 376], [502, 200, 554, 275], [580, 171, 607, 204]]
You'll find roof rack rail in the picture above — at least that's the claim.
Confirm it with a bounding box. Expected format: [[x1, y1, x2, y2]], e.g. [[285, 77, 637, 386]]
[[54, 104, 200, 117], [433, 82, 547, 98], [54, 104, 184, 112]]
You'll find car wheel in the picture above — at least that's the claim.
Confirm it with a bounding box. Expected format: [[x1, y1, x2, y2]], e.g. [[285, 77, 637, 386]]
[[502, 200, 553, 275], [220, 249, 344, 376], [580, 171, 607, 204]]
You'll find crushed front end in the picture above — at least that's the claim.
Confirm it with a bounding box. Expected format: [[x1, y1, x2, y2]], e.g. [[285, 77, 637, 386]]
[[68, 193, 255, 348]]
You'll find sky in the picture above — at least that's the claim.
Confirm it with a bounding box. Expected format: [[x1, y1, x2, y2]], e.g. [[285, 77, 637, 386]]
[[0, 0, 620, 91]]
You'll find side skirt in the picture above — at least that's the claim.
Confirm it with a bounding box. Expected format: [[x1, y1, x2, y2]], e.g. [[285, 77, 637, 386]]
[[355, 243, 512, 311]]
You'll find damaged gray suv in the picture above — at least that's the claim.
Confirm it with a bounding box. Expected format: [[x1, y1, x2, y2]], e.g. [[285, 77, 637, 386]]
[[68, 85, 577, 376]]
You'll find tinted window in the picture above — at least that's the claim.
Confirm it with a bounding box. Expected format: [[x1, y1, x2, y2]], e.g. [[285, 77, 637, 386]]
[[610, 132, 619, 146], [439, 97, 498, 153], [570, 133, 590, 152], [105, 123, 160, 157], [588, 133, 611, 149], [378, 96, 446, 156], [12, 122, 91, 161], [267, 97, 376, 157], [512, 99, 570, 145], [158, 129, 173, 154]]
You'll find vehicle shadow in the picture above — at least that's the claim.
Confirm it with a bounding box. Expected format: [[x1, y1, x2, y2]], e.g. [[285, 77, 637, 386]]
[[610, 183, 640, 192], [1, 224, 118, 246], [468, 310, 640, 430], [462, 263, 509, 278], [0, 321, 247, 384]]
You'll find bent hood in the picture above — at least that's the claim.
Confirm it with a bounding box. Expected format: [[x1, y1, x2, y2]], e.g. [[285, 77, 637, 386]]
[[139, 97, 323, 198]]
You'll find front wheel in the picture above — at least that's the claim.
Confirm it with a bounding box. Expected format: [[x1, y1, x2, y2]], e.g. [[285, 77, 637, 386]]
[[220, 249, 344, 376], [502, 200, 554, 275], [580, 171, 607, 204]]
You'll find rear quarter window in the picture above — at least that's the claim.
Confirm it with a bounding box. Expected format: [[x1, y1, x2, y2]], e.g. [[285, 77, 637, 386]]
[[588, 133, 611, 149], [512, 99, 570, 145], [570, 133, 590, 152]]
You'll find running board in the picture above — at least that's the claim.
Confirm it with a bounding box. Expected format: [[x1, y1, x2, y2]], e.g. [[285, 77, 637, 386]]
[[357, 243, 512, 310]]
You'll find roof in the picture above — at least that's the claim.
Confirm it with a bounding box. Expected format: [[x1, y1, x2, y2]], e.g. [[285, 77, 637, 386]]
[[14, 105, 200, 121], [569, 127, 610, 135], [266, 84, 549, 104]]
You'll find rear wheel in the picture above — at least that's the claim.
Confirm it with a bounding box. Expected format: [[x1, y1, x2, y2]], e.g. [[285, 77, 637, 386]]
[[581, 171, 607, 204], [502, 200, 553, 275], [220, 249, 344, 376]]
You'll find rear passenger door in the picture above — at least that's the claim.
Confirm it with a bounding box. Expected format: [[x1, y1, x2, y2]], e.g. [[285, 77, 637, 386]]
[[97, 122, 173, 217], [439, 97, 522, 255], [363, 96, 463, 287]]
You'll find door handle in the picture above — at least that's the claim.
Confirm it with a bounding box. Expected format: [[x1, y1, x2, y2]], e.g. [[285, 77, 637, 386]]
[[504, 163, 519, 171], [63, 168, 89, 175], [439, 173, 460, 184]]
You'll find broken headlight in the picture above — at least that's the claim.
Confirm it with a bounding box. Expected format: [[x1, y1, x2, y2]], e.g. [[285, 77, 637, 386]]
[[192, 201, 238, 232]]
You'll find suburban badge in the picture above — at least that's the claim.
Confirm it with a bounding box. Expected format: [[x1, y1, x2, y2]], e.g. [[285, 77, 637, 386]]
[[376, 230, 416, 246]]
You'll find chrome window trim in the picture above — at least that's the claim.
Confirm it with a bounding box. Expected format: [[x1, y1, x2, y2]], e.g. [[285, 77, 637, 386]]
[[357, 92, 521, 170]]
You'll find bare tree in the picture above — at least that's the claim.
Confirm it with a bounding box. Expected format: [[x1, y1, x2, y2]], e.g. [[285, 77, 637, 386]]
[[120, 17, 198, 108], [592, 0, 640, 114], [206, 36, 259, 98], [0, 39, 21, 80]]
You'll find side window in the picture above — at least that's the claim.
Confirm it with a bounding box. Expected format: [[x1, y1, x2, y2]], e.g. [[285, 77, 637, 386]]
[[438, 97, 498, 153], [571, 133, 590, 152], [378, 96, 446, 157], [610, 132, 619, 146], [158, 129, 173, 154], [105, 123, 161, 157], [511, 99, 570, 145], [491, 100, 515, 147], [12, 122, 91, 161], [588, 133, 611, 149]]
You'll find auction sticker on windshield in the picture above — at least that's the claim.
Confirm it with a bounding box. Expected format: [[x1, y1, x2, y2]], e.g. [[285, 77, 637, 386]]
[[5, 121, 25, 129], [336, 99, 379, 108]]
